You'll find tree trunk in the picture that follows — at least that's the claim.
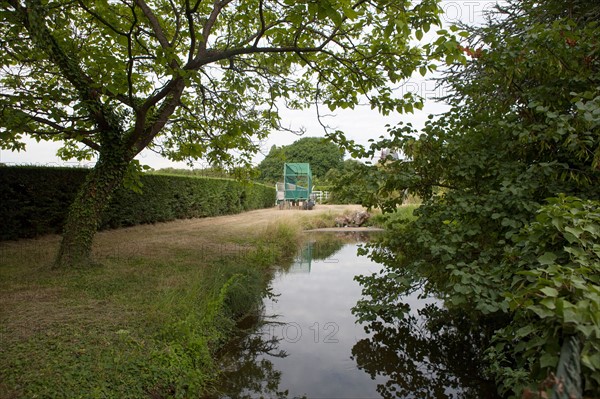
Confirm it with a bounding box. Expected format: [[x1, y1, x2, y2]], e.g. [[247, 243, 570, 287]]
[[55, 152, 129, 268]]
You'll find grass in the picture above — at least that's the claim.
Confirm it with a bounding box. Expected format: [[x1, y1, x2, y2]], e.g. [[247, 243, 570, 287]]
[[369, 204, 420, 228], [0, 208, 350, 398]]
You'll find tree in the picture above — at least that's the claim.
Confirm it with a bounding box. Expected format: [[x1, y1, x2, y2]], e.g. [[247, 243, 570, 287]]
[[353, 0, 600, 396], [323, 159, 372, 204], [257, 137, 343, 183], [1, 0, 456, 267], [256, 145, 287, 184]]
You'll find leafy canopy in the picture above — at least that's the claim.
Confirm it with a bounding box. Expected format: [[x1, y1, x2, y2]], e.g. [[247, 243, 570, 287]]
[[0, 0, 454, 168], [323, 159, 373, 204], [2, 0, 466, 267]]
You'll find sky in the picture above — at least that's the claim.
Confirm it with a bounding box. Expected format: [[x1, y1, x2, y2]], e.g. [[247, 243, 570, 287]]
[[0, 0, 497, 170]]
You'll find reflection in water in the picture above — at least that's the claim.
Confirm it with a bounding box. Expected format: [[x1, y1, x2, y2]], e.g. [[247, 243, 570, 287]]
[[215, 234, 498, 398], [352, 304, 501, 399], [215, 319, 290, 399], [288, 237, 345, 273]]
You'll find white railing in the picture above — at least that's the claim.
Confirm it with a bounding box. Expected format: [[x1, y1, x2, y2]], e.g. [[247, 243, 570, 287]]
[[311, 190, 329, 203]]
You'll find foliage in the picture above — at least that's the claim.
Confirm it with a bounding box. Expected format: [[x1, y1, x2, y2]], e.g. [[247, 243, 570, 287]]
[[0, 166, 274, 240], [324, 155, 423, 206], [324, 159, 376, 204], [352, 0, 600, 397], [153, 263, 269, 397], [0, 0, 460, 265], [491, 196, 600, 394], [257, 137, 344, 183], [368, 204, 419, 228], [257, 145, 290, 184], [352, 305, 502, 399], [154, 167, 232, 179]]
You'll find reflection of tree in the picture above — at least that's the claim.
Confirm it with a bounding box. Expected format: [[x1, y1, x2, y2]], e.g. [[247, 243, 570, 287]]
[[351, 304, 502, 399], [214, 319, 313, 399], [306, 232, 379, 262], [213, 310, 309, 399], [310, 239, 345, 261], [216, 328, 288, 399], [287, 238, 346, 274]]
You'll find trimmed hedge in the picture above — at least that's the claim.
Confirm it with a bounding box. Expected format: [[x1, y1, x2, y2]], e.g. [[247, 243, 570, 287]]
[[0, 166, 275, 241]]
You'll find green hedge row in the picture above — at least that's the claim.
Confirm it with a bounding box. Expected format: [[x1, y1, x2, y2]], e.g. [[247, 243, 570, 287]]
[[0, 166, 275, 241]]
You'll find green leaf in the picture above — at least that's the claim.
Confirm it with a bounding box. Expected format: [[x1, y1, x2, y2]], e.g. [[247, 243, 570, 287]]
[[537, 252, 557, 265], [539, 352, 558, 369], [528, 305, 554, 319], [564, 226, 583, 238], [515, 325, 537, 338], [539, 297, 556, 309], [576, 324, 596, 338], [539, 286, 559, 297], [342, 7, 358, 19], [562, 306, 579, 325], [581, 353, 600, 370]]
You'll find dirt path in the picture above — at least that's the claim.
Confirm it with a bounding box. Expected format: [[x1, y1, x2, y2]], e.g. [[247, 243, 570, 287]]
[[121, 204, 362, 232]]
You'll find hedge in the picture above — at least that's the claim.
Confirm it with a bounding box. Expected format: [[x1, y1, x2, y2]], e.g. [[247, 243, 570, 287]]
[[0, 166, 275, 241]]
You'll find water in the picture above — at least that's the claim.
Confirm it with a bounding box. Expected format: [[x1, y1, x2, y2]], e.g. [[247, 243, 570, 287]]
[[258, 243, 384, 398], [216, 234, 498, 399]]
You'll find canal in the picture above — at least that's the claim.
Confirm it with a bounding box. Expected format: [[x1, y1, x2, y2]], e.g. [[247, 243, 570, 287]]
[[216, 233, 499, 398]]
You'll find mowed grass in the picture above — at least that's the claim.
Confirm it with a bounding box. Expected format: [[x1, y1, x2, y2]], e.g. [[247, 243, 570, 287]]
[[0, 206, 357, 398]]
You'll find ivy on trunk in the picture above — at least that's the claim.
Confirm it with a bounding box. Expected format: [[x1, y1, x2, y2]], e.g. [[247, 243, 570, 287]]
[[55, 150, 130, 267]]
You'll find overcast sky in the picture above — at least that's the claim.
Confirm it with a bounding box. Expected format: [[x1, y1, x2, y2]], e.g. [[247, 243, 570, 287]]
[[0, 0, 496, 170]]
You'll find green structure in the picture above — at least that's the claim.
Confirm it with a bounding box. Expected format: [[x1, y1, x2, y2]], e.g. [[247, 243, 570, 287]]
[[276, 163, 313, 208]]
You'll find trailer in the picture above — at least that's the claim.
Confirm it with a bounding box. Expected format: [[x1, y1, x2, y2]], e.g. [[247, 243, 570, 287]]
[[276, 163, 314, 209]]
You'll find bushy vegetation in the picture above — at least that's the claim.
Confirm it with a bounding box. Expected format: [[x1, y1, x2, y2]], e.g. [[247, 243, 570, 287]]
[[323, 159, 372, 204], [368, 205, 419, 229], [0, 166, 274, 240], [153, 166, 233, 179], [352, 1, 600, 397], [324, 160, 422, 206]]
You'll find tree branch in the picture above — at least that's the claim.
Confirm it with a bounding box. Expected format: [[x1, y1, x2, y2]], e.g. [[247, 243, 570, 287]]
[[126, 2, 138, 106], [185, 0, 197, 62], [196, 0, 234, 58], [254, 0, 266, 47], [77, 0, 128, 37], [13, 110, 102, 151], [133, 79, 186, 155], [134, 0, 171, 50], [167, 0, 181, 48]]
